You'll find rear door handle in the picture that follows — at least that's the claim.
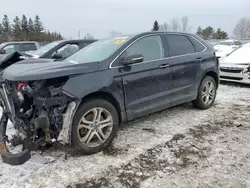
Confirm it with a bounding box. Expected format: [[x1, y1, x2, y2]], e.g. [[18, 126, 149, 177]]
[[158, 64, 170, 69], [196, 57, 203, 62]]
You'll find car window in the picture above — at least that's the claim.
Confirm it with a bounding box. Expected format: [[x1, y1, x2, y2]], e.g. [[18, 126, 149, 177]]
[[188, 36, 205, 52], [3, 44, 20, 53], [65, 36, 133, 64], [56, 44, 80, 58], [219, 41, 233, 46], [124, 35, 164, 62], [30, 41, 60, 56], [166, 35, 195, 56], [233, 41, 242, 46], [22, 43, 37, 51]]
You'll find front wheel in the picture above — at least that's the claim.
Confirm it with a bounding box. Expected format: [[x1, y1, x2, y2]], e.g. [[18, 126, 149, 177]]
[[192, 76, 217, 110], [71, 99, 119, 154]]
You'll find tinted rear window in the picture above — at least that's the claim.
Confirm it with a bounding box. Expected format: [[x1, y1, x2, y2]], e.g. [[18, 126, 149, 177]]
[[22, 43, 37, 51], [166, 34, 195, 56], [188, 36, 206, 52]]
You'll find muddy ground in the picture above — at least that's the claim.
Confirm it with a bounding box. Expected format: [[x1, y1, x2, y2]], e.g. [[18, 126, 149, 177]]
[[1, 83, 250, 188]]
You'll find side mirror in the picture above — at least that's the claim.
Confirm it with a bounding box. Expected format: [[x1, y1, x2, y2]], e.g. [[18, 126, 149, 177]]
[[0, 49, 6, 54], [52, 52, 63, 59], [121, 54, 144, 65]]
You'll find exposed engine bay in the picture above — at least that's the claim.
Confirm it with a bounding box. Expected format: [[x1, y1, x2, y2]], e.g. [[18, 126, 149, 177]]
[[0, 77, 78, 165], [0, 51, 104, 165]]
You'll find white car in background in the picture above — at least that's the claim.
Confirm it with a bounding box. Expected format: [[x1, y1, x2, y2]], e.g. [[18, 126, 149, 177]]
[[220, 43, 250, 84], [214, 40, 242, 58]]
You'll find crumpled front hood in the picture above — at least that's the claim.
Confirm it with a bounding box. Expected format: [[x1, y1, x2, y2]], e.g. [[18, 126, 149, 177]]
[[3, 58, 99, 81]]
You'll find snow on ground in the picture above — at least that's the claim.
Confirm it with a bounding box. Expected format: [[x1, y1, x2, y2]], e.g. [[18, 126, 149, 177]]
[[0, 83, 250, 188]]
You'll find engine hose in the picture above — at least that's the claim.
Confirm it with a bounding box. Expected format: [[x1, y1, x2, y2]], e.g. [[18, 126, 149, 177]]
[[0, 111, 8, 153]]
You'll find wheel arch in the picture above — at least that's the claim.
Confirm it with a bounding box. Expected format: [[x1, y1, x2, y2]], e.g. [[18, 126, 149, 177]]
[[79, 91, 123, 124], [202, 70, 219, 88]]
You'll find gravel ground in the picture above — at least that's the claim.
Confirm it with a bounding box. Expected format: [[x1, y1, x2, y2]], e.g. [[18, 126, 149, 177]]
[[0, 83, 250, 188]]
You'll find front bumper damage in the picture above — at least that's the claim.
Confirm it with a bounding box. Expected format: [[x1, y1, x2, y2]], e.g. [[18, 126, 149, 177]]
[[0, 79, 79, 165]]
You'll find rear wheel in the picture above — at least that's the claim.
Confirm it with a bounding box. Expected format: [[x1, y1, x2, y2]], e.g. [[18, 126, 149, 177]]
[[71, 99, 119, 154], [192, 76, 217, 109]]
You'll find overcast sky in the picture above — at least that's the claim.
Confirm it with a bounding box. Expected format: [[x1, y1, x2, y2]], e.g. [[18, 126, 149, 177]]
[[1, 0, 249, 39]]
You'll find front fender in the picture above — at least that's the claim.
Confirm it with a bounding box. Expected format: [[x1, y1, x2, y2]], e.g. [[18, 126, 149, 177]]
[[62, 70, 125, 112], [62, 71, 112, 99]]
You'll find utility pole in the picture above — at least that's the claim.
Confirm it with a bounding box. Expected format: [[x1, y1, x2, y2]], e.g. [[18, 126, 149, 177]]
[[78, 30, 80, 39]]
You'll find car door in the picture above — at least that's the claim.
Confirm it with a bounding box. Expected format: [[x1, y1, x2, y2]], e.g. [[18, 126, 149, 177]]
[[164, 34, 199, 105], [112, 34, 173, 120]]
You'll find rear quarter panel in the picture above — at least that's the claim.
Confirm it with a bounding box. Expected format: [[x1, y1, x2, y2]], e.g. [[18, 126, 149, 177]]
[[197, 50, 219, 89]]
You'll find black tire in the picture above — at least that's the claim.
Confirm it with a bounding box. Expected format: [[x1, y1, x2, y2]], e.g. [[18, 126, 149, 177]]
[[192, 76, 217, 110], [71, 99, 119, 155]]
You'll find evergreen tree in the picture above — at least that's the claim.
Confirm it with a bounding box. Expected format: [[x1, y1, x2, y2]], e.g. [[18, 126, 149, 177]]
[[34, 15, 44, 34], [2, 15, 11, 41], [0, 14, 63, 42], [196, 26, 203, 37], [21, 15, 28, 40], [201, 26, 214, 40], [0, 23, 3, 35], [0, 23, 3, 43], [152, 20, 160, 31], [12, 16, 21, 40], [212, 28, 228, 39], [57, 33, 63, 40], [28, 18, 34, 34]]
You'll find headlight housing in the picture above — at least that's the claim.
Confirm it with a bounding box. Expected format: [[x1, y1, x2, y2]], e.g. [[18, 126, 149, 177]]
[[243, 66, 250, 73]]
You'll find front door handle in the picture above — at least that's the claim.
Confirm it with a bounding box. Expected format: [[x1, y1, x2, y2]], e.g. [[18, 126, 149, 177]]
[[158, 64, 170, 69]]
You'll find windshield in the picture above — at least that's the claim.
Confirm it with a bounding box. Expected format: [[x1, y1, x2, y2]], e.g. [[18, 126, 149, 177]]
[[65, 36, 133, 64], [30, 41, 61, 56], [219, 41, 233, 46], [225, 46, 250, 63], [207, 41, 218, 46]]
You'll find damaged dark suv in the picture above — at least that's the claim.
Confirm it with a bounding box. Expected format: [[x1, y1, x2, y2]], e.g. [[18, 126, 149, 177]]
[[0, 32, 219, 164]]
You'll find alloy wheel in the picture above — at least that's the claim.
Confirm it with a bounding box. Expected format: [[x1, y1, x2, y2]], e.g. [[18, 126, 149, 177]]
[[201, 81, 216, 105], [77, 107, 113, 147]]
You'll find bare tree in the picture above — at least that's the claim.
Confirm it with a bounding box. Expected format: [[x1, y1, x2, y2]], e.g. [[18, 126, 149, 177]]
[[233, 17, 250, 38], [181, 16, 192, 32], [159, 22, 168, 31], [110, 30, 122, 37], [170, 17, 181, 32]]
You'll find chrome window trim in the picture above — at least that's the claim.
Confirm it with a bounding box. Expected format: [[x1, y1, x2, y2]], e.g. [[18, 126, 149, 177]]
[[109, 33, 207, 69]]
